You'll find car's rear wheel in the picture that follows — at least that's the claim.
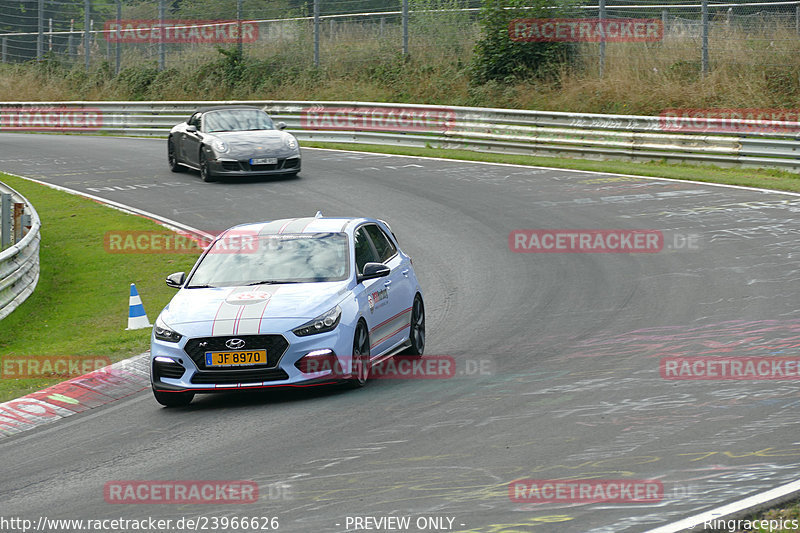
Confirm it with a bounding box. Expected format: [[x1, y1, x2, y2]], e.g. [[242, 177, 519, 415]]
[[199, 149, 216, 182], [167, 137, 183, 172], [404, 294, 425, 356], [348, 320, 370, 388], [153, 388, 194, 407]]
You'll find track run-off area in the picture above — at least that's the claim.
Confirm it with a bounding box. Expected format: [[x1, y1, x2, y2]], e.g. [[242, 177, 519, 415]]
[[1, 133, 800, 532]]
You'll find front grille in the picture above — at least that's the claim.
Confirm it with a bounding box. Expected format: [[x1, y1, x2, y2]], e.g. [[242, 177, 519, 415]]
[[250, 163, 279, 171], [191, 368, 289, 384], [183, 335, 289, 370], [237, 158, 299, 172], [153, 360, 186, 380], [222, 161, 241, 171]]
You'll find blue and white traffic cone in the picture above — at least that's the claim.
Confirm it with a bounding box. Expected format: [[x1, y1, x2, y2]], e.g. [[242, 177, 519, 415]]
[[126, 283, 152, 330]]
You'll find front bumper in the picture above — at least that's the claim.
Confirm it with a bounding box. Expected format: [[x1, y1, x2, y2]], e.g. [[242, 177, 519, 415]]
[[150, 325, 353, 393], [209, 155, 300, 176]]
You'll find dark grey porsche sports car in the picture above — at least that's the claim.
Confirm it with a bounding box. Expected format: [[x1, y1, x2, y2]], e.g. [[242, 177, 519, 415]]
[[167, 106, 301, 182]]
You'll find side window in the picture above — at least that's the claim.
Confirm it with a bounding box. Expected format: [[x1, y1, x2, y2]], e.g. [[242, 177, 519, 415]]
[[354, 227, 378, 275], [364, 225, 397, 263], [188, 113, 201, 128]]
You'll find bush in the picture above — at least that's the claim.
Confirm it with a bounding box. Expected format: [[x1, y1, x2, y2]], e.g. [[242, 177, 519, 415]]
[[471, 0, 575, 84]]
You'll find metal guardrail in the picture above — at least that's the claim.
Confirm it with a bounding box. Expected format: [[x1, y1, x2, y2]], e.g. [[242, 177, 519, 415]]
[[1, 101, 799, 171], [0, 181, 41, 321]]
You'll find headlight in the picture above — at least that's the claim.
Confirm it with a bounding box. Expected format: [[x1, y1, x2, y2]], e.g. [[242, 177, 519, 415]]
[[154, 316, 183, 343], [211, 139, 228, 153], [284, 136, 298, 150], [293, 306, 341, 337]]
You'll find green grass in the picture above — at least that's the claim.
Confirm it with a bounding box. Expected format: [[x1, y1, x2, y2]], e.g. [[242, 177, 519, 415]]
[[0, 173, 199, 402], [740, 499, 800, 532], [304, 142, 800, 193]]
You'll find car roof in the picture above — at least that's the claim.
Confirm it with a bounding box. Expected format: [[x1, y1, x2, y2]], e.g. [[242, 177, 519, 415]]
[[194, 105, 265, 114], [225, 216, 377, 237]]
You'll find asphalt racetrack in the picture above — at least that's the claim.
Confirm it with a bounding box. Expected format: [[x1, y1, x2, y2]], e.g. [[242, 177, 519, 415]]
[[1, 133, 800, 532]]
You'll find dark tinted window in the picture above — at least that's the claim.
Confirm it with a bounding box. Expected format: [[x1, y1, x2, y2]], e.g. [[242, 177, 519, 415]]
[[202, 109, 275, 133], [364, 224, 397, 263], [354, 227, 378, 275], [188, 113, 201, 127]]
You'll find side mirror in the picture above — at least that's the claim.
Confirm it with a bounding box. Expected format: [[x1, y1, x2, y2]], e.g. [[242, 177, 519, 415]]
[[276, 122, 287, 130], [186, 125, 198, 133], [165, 272, 186, 288], [359, 262, 390, 282]]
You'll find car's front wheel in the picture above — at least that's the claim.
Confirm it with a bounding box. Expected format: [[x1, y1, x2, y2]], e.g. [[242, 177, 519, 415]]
[[152, 388, 194, 407], [199, 149, 216, 182], [404, 294, 425, 356], [348, 320, 370, 388], [168, 137, 183, 173]]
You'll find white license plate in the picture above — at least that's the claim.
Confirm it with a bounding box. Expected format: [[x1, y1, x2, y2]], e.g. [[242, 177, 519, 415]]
[[250, 157, 277, 165]]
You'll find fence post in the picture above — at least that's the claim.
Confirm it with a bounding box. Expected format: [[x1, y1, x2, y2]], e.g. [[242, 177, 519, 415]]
[[402, 0, 409, 56], [158, 0, 165, 71], [49, 18, 53, 51], [69, 19, 74, 59], [313, 0, 320, 66], [796, 3, 799, 34], [701, 0, 709, 76], [237, 0, 243, 57], [115, 0, 121, 74], [0, 194, 11, 250], [37, 0, 44, 60], [1, 38, 6, 63], [662, 9, 668, 36], [599, 0, 606, 77], [84, 0, 90, 71]]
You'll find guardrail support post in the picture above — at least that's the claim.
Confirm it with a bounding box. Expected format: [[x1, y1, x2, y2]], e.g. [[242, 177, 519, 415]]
[[13, 203, 23, 243], [0, 193, 11, 249]]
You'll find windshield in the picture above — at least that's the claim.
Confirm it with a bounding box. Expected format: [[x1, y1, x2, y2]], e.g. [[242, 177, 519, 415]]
[[203, 109, 275, 133], [186, 233, 349, 287]]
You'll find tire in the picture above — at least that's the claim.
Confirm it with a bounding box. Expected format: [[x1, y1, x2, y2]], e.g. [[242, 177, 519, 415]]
[[153, 388, 194, 407], [167, 137, 183, 173], [348, 320, 370, 388], [199, 149, 216, 182], [404, 294, 425, 356]]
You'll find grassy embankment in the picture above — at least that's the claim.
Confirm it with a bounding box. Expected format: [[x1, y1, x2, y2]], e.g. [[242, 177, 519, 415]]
[[0, 173, 198, 402]]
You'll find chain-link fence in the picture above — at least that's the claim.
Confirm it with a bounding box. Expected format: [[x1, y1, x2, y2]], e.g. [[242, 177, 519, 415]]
[[1, 0, 799, 77]]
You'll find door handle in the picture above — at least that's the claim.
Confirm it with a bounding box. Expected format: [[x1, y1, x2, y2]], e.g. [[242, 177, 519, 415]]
[[401, 269, 409, 277], [384, 280, 392, 286]]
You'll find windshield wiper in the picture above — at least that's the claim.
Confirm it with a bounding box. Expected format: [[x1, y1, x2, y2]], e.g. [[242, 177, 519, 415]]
[[245, 280, 304, 286]]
